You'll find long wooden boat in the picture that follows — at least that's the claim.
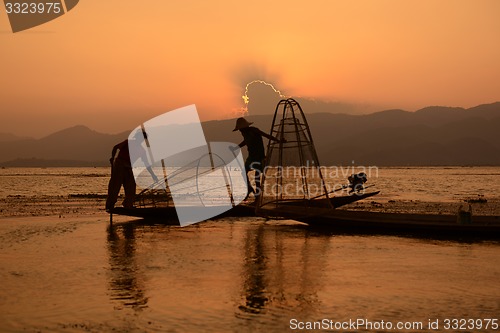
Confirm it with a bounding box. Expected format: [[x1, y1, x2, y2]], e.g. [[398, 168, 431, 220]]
[[109, 191, 379, 222], [110, 200, 500, 238], [255, 203, 500, 238], [109, 191, 500, 239]]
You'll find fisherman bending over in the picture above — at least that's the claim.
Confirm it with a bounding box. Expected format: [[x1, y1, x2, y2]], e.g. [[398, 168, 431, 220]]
[[106, 130, 158, 211], [232, 117, 284, 200]]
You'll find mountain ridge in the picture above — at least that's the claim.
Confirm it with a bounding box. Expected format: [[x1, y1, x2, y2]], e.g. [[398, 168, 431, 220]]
[[1, 102, 499, 166]]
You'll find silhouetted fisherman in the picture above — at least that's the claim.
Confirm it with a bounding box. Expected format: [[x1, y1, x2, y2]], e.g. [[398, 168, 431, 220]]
[[232, 117, 284, 200], [106, 131, 158, 211]]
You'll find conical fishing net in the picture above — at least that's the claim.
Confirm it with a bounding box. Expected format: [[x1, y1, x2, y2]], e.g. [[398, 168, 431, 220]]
[[257, 99, 332, 211]]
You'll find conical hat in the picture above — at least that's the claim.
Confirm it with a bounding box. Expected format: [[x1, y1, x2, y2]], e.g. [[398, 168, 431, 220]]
[[233, 117, 253, 131]]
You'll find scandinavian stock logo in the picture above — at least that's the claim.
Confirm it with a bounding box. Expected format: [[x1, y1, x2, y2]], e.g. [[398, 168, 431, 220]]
[[3, 0, 79, 33], [129, 105, 248, 227]]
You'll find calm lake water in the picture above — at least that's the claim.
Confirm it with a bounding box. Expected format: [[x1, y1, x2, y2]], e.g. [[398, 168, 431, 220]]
[[1, 166, 499, 202], [0, 167, 499, 332]]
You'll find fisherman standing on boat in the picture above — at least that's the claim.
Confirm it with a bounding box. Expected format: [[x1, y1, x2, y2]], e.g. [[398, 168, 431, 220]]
[[105, 130, 158, 211], [232, 117, 284, 200]]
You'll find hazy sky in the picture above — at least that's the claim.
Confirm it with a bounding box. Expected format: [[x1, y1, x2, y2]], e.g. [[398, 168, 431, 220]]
[[1, 0, 499, 137]]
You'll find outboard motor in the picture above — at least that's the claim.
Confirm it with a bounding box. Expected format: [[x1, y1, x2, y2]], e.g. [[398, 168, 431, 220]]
[[348, 172, 367, 193]]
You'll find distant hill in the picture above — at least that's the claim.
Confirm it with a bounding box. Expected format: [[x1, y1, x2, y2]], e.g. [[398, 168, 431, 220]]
[[0, 125, 127, 167], [0, 132, 32, 142], [1, 102, 499, 167], [0, 158, 108, 167]]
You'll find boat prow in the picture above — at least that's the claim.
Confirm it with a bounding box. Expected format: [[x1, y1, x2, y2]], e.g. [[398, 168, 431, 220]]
[[323, 191, 380, 208]]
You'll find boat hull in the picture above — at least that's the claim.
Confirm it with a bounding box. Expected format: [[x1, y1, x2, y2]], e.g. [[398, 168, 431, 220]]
[[108, 192, 379, 221], [257, 204, 500, 238], [110, 204, 255, 224], [108, 194, 500, 239]]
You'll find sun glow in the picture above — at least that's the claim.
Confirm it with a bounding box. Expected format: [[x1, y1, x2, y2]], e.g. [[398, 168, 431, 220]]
[[233, 80, 286, 117], [242, 80, 286, 105]]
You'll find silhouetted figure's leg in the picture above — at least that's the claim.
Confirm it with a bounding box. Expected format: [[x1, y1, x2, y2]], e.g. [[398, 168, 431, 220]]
[[244, 158, 255, 200], [253, 160, 263, 201], [106, 162, 123, 211], [122, 167, 136, 208]]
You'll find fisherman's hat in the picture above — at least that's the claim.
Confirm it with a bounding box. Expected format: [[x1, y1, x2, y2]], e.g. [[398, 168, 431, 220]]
[[233, 117, 253, 131]]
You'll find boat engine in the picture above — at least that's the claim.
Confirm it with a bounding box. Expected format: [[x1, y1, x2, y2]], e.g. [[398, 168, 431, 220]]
[[348, 172, 367, 193]]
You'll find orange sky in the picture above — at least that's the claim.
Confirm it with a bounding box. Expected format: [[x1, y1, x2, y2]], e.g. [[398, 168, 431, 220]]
[[1, 0, 499, 137]]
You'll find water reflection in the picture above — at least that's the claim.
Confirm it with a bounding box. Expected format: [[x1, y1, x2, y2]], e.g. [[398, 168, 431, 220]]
[[239, 224, 269, 313], [106, 222, 148, 310], [238, 223, 333, 318], [105, 219, 335, 324]]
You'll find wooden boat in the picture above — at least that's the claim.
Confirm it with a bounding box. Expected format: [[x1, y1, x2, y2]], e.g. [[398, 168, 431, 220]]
[[109, 191, 379, 223], [110, 195, 500, 238], [255, 203, 500, 238]]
